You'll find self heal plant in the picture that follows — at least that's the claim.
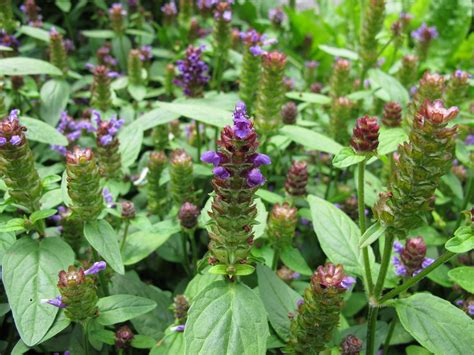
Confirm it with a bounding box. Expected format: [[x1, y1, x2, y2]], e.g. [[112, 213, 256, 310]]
[[170, 149, 195, 206], [175, 45, 209, 98], [0, 109, 42, 212], [201, 102, 270, 276]]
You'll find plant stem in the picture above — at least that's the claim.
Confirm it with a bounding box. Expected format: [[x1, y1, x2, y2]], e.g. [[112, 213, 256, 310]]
[[358, 160, 374, 294], [92, 248, 109, 297], [324, 165, 335, 200], [366, 306, 378, 355], [120, 221, 130, 252], [454, 170, 474, 230], [118, 34, 128, 72], [187, 229, 198, 273], [382, 318, 397, 355], [379, 251, 455, 303], [272, 248, 280, 271], [195, 121, 202, 161], [181, 233, 191, 276], [376, 37, 394, 59], [82, 320, 91, 355]]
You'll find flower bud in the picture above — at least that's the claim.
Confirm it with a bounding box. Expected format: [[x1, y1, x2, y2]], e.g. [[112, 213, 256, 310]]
[[121, 201, 136, 219], [416, 72, 445, 105], [330, 96, 353, 144], [164, 63, 175, 98], [285, 160, 308, 197], [392, 237, 433, 276], [446, 70, 471, 107], [175, 45, 209, 98], [115, 325, 134, 349], [0, 109, 42, 211], [281, 102, 298, 125], [359, 0, 385, 69], [127, 49, 143, 86], [267, 202, 297, 248], [96, 42, 118, 69], [49, 27, 68, 74], [350, 115, 379, 153], [310, 82, 323, 94], [178, 202, 200, 229], [340, 334, 363, 355], [398, 54, 418, 88], [109, 3, 127, 33], [382, 101, 402, 127], [255, 51, 286, 133], [66, 147, 104, 221], [91, 65, 113, 112], [170, 149, 195, 206], [411, 23, 438, 61], [21, 0, 42, 27], [268, 7, 285, 27], [147, 151, 168, 215], [11, 75, 24, 91], [161, 1, 177, 24]]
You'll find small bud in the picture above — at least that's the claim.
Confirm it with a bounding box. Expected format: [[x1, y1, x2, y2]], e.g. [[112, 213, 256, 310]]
[[109, 3, 127, 33], [340, 334, 363, 355], [446, 70, 472, 107], [11, 75, 24, 91], [350, 116, 379, 153], [398, 54, 418, 88], [285, 160, 308, 197], [121, 201, 136, 219], [115, 325, 134, 349], [147, 151, 168, 215], [49, 28, 68, 74], [127, 49, 143, 86], [330, 96, 354, 144], [382, 101, 402, 127], [91, 65, 113, 112], [170, 149, 195, 205], [161, 1, 177, 24], [268, 202, 297, 248], [411, 23, 438, 61], [164, 63, 175, 98], [268, 7, 285, 27], [281, 102, 298, 125], [178, 202, 200, 229], [21, 0, 43, 27], [310, 82, 323, 94]]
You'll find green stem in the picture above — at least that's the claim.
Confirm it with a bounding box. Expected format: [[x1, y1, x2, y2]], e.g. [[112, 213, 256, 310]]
[[324, 165, 335, 200], [382, 318, 397, 355], [366, 306, 378, 355], [195, 121, 202, 161], [272, 248, 280, 271], [454, 170, 474, 230], [187, 229, 198, 273], [120, 221, 130, 252], [376, 36, 394, 59], [82, 320, 91, 355], [92, 248, 109, 297], [379, 251, 455, 304], [373, 232, 395, 297], [358, 160, 374, 294], [212, 54, 224, 93], [181, 233, 191, 276], [118, 34, 128, 72]]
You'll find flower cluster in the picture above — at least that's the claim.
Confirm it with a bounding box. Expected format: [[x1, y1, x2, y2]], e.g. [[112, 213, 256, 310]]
[[398, 54, 418, 88], [172, 294, 189, 332], [174, 45, 209, 97], [161, 1, 177, 22], [411, 23, 438, 61], [446, 70, 471, 107], [268, 7, 285, 27], [350, 115, 380, 153], [455, 299, 474, 317], [96, 42, 118, 69], [330, 58, 351, 98], [382, 101, 402, 127], [201, 102, 270, 272], [281, 101, 298, 125], [267, 202, 297, 250], [170, 149, 195, 205], [93, 110, 124, 147], [340, 335, 363, 355], [330, 96, 354, 144], [0, 30, 19, 52], [51, 111, 94, 155], [288, 263, 355, 353], [147, 151, 168, 215], [88, 65, 118, 112], [178, 202, 200, 230], [392, 237, 434, 277], [109, 3, 127, 33], [115, 325, 134, 349], [359, 0, 385, 68], [277, 266, 301, 283], [20, 0, 43, 27]]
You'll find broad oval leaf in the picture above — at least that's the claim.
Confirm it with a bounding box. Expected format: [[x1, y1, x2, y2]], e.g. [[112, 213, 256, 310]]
[[318, 45, 359, 60], [394, 293, 474, 354], [377, 127, 408, 156], [96, 294, 157, 325], [280, 246, 312, 276], [21, 116, 68, 146], [445, 226, 474, 253], [81, 30, 116, 39], [184, 281, 269, 355], [285, 91, 331, 105], [448, 266, 474, 293], [39, 79, 71, 126], [3, 237, 74, 346], [332, 147, 365, 169], [130, 108, 180, 132], [280, 125, 342, 155], [308, 195, 370, 276], [83, 220, 124, 274], [156, 101, 232, 128], [19, 26, 50, 42], [118, 125, 144, 169], [151, 329, 185, 355], [0, 57, 62, 76]]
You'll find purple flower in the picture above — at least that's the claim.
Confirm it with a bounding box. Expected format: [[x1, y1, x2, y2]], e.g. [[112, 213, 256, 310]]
[[268, 7, 285, 26], [305, 60, 319, 69], [393, 241, 404, 254], [103, 188, 115, 207], [100, 134, 113, 146], [247, 168, 265, 187], [175, 46, 209, 97], [464, 135, 474, 145], [201, 151, 221, 166], [392, 256, 407, 276], [213, 166, 230, 180], [41, 295, 66, 308], [341, 276, 356, 289], [95, 112, 124, 146], [411, 23, 438, 42], [291, 272, 301, 280], [84, 261, 107, 275], [252, 153, 271, 167], [0, 137, 7, 146], [468, 305, 474, 316], [10, 135, 21, 145], [232, 102, 252, 139], [249, 45, 265, 57], [456, 300, 464, 306], [161, 1, 177, 16], [421, 257, 434, 269], [171, 324, 185, 332], [296, 299, 304, 307]]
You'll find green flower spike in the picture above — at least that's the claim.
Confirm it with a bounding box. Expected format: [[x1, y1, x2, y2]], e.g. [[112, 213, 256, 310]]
[[147, 151, 168, 215], [169, 149, 195, 206], [359, 0, 385, 69]]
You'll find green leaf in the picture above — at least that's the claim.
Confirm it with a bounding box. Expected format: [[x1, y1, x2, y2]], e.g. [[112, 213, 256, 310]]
[[118, 124, 144, 169], [30, 209, 57, 224], [235, 264, 255, 276], [445, 226, 474, 253], [131, 334, 156, 349], [253, 198, 268, 240], [19, 26, 50, 42], [156, 101, 232, 128], [308, 195, 369, 276], [285, 91, 331, 105], [84, 220, 124, 274], [360, 222, 386, 248], [255, 189, 284, 204], [332, 147, 365, 169], [55, 0, 72, 12], [185, 272, 222, 300], [151, 329, 185, 355], [406, 345, 431, 355], [0, 303, 10, 316], [377, 127, 408, 156], [318, 45, 359, 60], [39, 79, 71, 126], [280, 125, 343, 155], [3, 237, 74, 346], [184, 281, 269, 355], [280, 246, 312, 276], [448, 266, 474, 293], [0, 218, 26, 233], [256, 264, 301, 341], [81, 30, 116, 39], [128, 84, 147, 101], [368, 69, 409, 106], [97, 295, 157, 325], [0, 45, 13, 51], [0, 232, 15, 264], [394, 293, 474, 354], [21, 116, 68, 146], [122, 219, 180, 265], [129, 108, 180, 132], [208, 264, 228, 275], [0, 57, 62, 76]]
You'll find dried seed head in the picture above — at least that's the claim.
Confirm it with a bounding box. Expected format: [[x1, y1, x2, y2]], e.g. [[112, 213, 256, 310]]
[[121, 201, 136, 219], [115, 325, 134, 349], [340, 334, 363, 355]]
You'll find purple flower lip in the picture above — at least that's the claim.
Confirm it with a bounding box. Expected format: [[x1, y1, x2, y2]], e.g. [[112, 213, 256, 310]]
[[341, 276, 356, 289], [171, 324, 185, 332], [252, 153, 271, 167], [84, 261, 107, 275], [201, 151, 221, 166], [10, 135, 21, 145], [213, 166, 230, 180], [247, 168, 265, 187], [41, 295, 66, 308]]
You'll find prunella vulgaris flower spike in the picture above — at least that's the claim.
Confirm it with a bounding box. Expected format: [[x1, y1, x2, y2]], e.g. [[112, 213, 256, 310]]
[[94, 111, 124, 179], [285, 160, 308, 198], [330, 58, 351, 98], [21, 0, 43, 27], [304, 60, 319, 88], [173, 294, 189, 326], [374, 100, 458, 235], [414, 72, 445, 108], [201, 102, 270, 274], [161, 1, 177, 24], [147, 151, 168, 215], [55, 265, 99, 321], [254, 51, 286, 134], [267, 202, 297, 249], [121, 201, 136, 220], [382, 101, 402, 127], [392, 237, 433, 276], [96, 42, 118, 69], [359, 0, 385, 69], [49, 27, 68, 74], [152, 124, 169, 151], [169, 149, 195, 206], [109, 3, 127, 34], [411, 23, 438, 62], [398, 54, 418, 88], [239, 29, 276, 112], [330, 96, 354, 144], [445, 70, 471, 107], [288, 263, 353, 353], [66, 147, 104, 221], [281, 101, 298, 125], [0, 0, 16, 33], [164, 63, 175, 98], [115, 325, 134, 350], [90, 65, 113, 112], [127, 49, 143, 86], [178, 202, 200, 230], [340, 335, 363, 355], [211, 1, 232, 90], [0, 110, 42, 211], [351, 115, 380, 154], [175, 45, 209, 98]]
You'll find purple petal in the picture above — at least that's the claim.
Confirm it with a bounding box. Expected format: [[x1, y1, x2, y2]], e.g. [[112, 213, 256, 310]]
[[41, 295, 66, 308], [247, 168, 265, 187], [10, 135, 21, 145], [84, 261, 107, 275], [341, 276, 356, 289], [201, 151, 221, 166], [253, 153, 271, 167], [213, 166, 230, 180]]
